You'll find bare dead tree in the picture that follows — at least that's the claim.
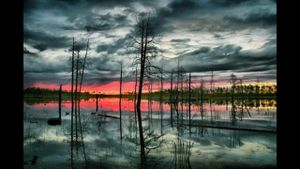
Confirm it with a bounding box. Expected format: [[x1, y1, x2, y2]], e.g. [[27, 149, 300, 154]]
[[160, 58, 164, 135], [240, 79, 244, 121], [210, 71, 214, 122], [134, 66, 138, 128], [200, 79, 205, 121], [75, 49, 80, 145], [119, 62, 123, 144], [70, 38, 89, 169], [230, 73, 238, 124], [128, 13, 158, 169], [58, 84, 62, 120], [70, 37, 75, 168], [210, 71, 214, 93], [96, 95, 99, 112], [188, 72, 191, 135], [170, 71, 174, 127], [77, 39, 89, 169]]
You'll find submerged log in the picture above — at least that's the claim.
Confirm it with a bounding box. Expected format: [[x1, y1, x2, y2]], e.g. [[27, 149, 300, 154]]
[[47, 118, 61, 126], [97, 113, 120, 119]]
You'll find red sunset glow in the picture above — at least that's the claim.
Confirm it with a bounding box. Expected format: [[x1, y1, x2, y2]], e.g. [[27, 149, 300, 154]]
[[31, 80, 276, 95], [29, 98, 231, 113]]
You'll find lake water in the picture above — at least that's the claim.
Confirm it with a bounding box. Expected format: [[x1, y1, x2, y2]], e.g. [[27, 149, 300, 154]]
[[24, 97, 276, 169]]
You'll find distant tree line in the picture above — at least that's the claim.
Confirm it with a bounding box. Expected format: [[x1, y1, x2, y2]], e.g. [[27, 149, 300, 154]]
[[24, 87, 91, 99]]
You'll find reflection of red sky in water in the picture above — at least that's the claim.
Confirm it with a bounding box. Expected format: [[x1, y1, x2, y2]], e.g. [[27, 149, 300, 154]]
[[30, 98, 240, 113]]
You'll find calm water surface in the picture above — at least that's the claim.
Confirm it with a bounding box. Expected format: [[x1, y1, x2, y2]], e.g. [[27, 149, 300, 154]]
[[24, 98, 276, 169]]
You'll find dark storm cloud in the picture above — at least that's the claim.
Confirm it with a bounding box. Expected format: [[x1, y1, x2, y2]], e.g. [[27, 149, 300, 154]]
[[224, 11, 276, 27], [163, 44, 276, 75], [24, 0, 78, 13], [33, 44, 48, 51], [65, 0, 135, 7], [24, 29, 71, 51], [96, 35, 129, 54], [24, 73, 67, 87], [189, 47, 211, 55], [24, 54, 70, 74], [170, 38, 190, 43], [241, 70, 276, 81], [24, 0, 276, 86], [208, 0, 258, 7], [83, 76, 120, 85], [64, 13, 129, 32], [153, 0, 276, 34], [157, 0, 256, 15], [152, 0, 202, 33], [85, 56, 123, 78]]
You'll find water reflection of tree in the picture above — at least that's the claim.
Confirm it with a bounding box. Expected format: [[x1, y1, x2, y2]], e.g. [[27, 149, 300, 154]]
[[68, 37, 90, 169], [228, 129, 242, 148], [172, 139, 193, 169], [129, 13, 161, 168]]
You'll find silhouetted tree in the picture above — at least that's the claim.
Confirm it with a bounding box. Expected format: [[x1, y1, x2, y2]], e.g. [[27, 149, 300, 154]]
[[70, 37, 75, 168], [129, 13, 158, 169], [188, 72, 191, 135], [119, 63, 123, 144], [229, 73, 238, 124]]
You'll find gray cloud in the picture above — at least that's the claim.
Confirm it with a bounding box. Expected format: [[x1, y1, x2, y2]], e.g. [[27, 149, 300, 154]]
[[162, 44, 276, 78], [24, 54, 70, 74], [24, 29, 71, 51], [24, 47, 37, 56], [65, 12, 130, 32], [224, 10, 276, 27], [170, 38, 190, 43], [208, 0, 259, 7], [24, 0, 276, 87]]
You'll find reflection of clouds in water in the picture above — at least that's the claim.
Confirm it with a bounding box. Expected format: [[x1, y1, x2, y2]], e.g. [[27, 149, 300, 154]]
[[231, 142, 273, 154], [24, 100, 276, 169], [37, 128, 67, 143], [24, 140, 69, 168], [187, 141, 275, 168]]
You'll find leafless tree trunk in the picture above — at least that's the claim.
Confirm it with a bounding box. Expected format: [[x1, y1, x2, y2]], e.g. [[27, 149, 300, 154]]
[[160, 64, 164, 135], [137, 54, 146, 168], [188, 72, 191, 135], [226, 87, 228, 111], [134, 66, 138, 129], [70, 37, 75, 168], [240, 80, 244, 121], [210, 71, 214, 122], [170, 72, 173, 127], [180, 72, 184, 127], [149, 80, 153, 125], [119, 63, 123, 143], [96, 95, 99, 112], [58, 84, 62, 120], [69, 38, 89, 168], [134, 14, 155, 169], [230, 74, 238, 124], [75, 49, 80, 144], [78, 39, 89, 169], [200, 79, 204, 121], [129, 13, 159, 168]]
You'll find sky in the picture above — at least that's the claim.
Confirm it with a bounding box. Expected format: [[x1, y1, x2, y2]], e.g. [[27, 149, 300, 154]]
[[24, 0, 276, 94]]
